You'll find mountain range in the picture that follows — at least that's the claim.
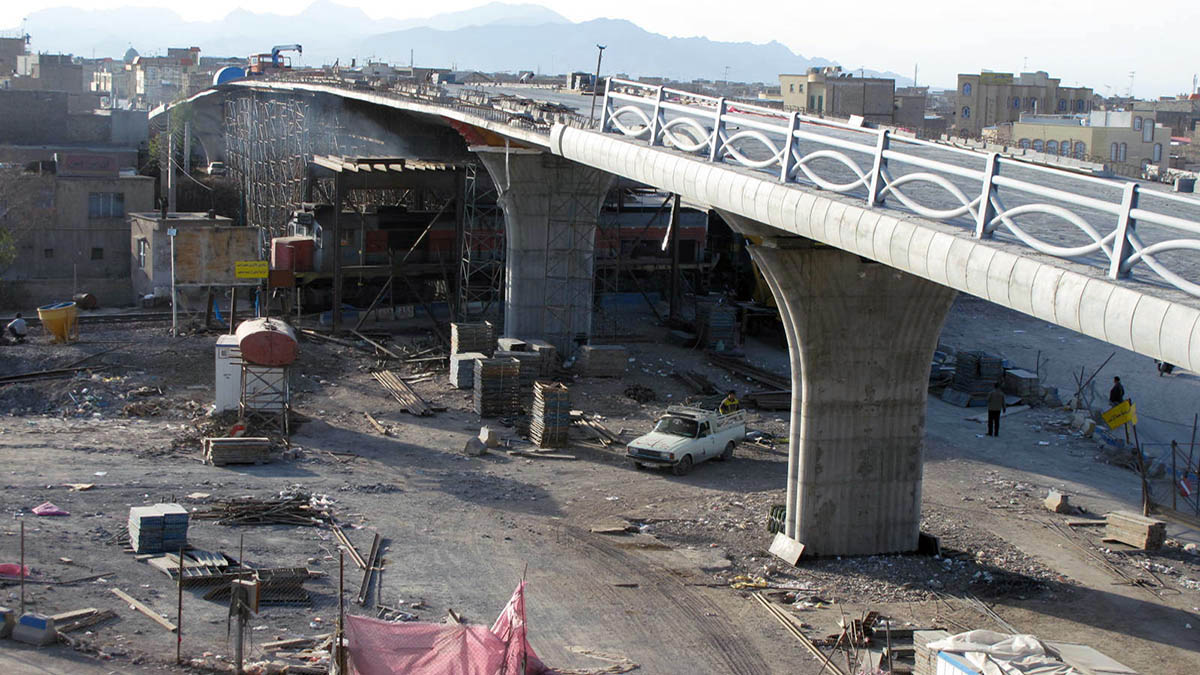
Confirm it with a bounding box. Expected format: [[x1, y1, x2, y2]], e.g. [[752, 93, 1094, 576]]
[[7, 1, 910, 85]]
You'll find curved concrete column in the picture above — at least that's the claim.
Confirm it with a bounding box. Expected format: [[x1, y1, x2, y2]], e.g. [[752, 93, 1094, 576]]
[[474, 147, 614, 355], [725, 212, 957, 556]]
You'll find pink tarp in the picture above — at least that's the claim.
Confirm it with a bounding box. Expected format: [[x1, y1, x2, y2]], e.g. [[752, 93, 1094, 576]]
[[347, 581, 547, 675]]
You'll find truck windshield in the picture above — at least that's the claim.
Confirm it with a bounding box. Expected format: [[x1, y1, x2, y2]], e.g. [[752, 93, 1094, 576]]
[[654, 416, 698, 437]]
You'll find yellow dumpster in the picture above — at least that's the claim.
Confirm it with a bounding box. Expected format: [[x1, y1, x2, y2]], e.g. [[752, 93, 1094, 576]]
[[37, 301, 78, 343]]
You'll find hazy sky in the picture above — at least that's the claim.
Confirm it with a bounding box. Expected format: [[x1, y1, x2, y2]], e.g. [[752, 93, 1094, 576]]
[[3, 0, 1196, 97]]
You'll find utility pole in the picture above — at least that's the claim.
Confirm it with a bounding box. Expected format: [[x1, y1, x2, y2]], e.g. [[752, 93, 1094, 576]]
[[588, 44, 606, 123], [166, 107, 176, 212], [913, 63, 918, 88]]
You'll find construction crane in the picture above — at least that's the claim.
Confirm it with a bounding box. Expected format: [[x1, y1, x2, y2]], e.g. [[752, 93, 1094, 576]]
[[248, 44, 302, 75]]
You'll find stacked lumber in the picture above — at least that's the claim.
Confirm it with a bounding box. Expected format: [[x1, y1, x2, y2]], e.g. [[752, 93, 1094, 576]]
[[203, 437, 272, 466], [449, 351, 485, 389], [450, 322, 494, 356], [524, 339, 558, 375], [192, 493, 331, 526], [473, 357, 521, 417], [744, 389, 791, 410], [1105, 511, 1166, 550], [947, 350, 1005, 406], [696, 302, 738, 349], [577, 345, 627, 377], [912, 630, 951, 675], [146, 550, 240, 586], [571, 411, 621, 447], [494, 349, 542, 398], [373, 370, 432, 416], [128, 504, 189, 554], [1004, 368, 1040, 398], [530, 381, 570, 448]]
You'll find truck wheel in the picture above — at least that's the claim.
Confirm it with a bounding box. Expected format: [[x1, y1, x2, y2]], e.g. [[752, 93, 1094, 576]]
[[630, 460, 646, 470], [672, 454, 693, 476], [720, 441, 735, 461]]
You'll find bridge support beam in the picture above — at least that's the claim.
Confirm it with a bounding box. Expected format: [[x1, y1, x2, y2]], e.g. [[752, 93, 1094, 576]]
[[474, 147, 614, 356], [724, 213, 957, 556]]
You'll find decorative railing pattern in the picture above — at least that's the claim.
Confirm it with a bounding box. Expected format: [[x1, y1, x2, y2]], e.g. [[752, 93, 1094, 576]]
[[601, 78, 1200, 298]]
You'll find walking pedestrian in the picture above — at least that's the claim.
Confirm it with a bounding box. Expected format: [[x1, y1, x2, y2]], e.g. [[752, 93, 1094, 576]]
[[1109, 376, 1125, 406], [986, 382, 1006, 437]]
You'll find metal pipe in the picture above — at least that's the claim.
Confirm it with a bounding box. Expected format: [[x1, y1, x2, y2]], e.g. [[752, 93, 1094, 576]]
[[588, 45, 606, 123]]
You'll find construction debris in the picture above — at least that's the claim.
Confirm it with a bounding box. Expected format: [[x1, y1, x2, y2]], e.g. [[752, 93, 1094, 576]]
[[364, 412, 391, 436], [203, 436, 272, 466], [571, 411, 621, 446], [1104, 511, 1166, 550], [191, 493, 333, 527], [373, 370, 433, 416], [706, 353, 789, 390], [1043, 490, 1072, 514], [531, 381, 570, 448], [111, 588, 177, 632], [744, 389, 790, 410], [622, 384, 656, 403]]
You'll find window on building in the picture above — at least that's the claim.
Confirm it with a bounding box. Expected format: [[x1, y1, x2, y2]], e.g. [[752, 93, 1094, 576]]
[[808, 95, 814, 109], [1133, 116, 1143, 131], [1074, 141, 1086, 158], [88, 192, 125, 219], [1154, 143, 1163, 162], [1047, 140, 1058, 154], [1057, 99, 1067, 112], [137, 238, 148, 269], [817, 95, 823, 112], [789, 83, 794, 93], [1060, 140, 1070, 155], [1033, 139, 1045, 152], [1012, 97, 1020, 109], [1143, 123, 1153, 143], [961, 106, 970, 119], [962, 82, 972, 96], [90, 247, 104, 260], [1118, 143, 1127, 162], [1110, 142, 1119, 161], [43, 248, 53, 259], [1075, 100, 1086, 112], [1019, 138, 1031, 149]]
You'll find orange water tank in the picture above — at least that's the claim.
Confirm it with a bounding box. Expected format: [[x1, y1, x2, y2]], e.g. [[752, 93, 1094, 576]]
[[234, 317, 298, 367]]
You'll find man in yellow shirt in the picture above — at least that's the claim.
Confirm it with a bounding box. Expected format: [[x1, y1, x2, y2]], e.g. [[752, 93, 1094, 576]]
[[719, 390, 740, 414]]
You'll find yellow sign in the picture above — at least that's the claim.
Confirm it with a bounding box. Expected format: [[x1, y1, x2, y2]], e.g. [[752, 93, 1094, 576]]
[[235, 260, 269, 279], [1102, 400, 1138, 429], [979, 72, 1014, 86]]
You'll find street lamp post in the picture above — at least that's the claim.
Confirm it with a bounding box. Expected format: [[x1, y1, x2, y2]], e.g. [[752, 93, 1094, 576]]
[[588, 44, 606, 123]]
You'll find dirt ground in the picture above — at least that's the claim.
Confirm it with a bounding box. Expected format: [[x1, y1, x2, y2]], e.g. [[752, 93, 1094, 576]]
[[0, 296, 1198, 674]]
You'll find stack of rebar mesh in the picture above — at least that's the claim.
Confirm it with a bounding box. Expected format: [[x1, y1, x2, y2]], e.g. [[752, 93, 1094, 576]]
[[473, 357, 521, 417], [530, 381, 570, 448]]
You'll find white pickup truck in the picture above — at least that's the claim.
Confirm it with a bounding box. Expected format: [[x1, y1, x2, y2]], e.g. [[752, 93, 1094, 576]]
[[626, 405, 747, 475]]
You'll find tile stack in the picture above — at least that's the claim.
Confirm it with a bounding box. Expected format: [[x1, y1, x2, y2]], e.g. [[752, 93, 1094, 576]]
[[128, 503, 190, 554], [451, 322, 494, 356], [473, 357, 521, 418], [577, 345, 627, 377], [523, 339, 558, 375], [449, 351, 486, 389], [696, 302, 738, 350], [530, 381, 570, 448], [946, 350, 1005, 405]]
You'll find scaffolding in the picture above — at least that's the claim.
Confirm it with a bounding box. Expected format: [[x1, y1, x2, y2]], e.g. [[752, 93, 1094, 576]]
[[240, 364, 290, 436], [457, 164, 505, 318]]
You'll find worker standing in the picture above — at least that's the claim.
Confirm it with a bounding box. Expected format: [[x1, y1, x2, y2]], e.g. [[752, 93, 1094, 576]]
[[986, 382, 1006, 437], [1109, 377, 1125, 406], [719, 390, 740, 414], [6, 313, 27, 344]]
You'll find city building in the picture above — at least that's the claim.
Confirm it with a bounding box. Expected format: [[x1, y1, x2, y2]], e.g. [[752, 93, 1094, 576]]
[[1010, 110, 1168, 175], [779, 67, 896, 124], [12, 53, 88, 94], [1132, 97, 1200, 137], [128, 47, 201, 107], [129, 211, 251, 303], [954, 71, 1093, 137], [893, 86, 929, 131], [0, 89, 148, 165], [0, 153, 154, 307], [0, 33, 27, 79]]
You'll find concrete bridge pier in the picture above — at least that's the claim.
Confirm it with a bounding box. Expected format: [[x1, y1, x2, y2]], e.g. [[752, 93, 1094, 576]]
[[474, 147, 614, 356], [721, 212, 957, 556]]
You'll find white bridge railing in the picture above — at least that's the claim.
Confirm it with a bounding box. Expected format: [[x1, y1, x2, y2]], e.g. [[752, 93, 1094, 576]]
[[601, 78, 1200, 298]]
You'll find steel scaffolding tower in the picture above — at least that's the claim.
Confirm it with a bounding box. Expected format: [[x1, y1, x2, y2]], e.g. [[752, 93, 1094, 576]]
[[457, 164, 505, 318]]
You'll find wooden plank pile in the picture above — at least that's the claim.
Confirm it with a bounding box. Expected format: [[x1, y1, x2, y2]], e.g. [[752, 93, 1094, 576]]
[[473, 357, 521, 417], [191, 493, 332, 527], [449, 351, 486, 389], [128, 504, 189, 554], [696, 302, 738, 349], [146, 549, 244, 586], [531, 381, 570, 448], [373, 370, 433, 416], [744, 389, 791, 411], [495, 350, 542, 399], [912, 629, 951, 675], [571, 411, 621, 447], [524, 339, 558, 375], [52, 608, 118, 635], [203, 437, 272, 466], [450, 322, 494, 356], [1104, 510, 1166, 550], [577, 345, 627, 377]]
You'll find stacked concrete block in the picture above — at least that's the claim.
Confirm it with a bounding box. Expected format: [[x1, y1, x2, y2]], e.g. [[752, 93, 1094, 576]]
[[530, 381, 570, 448], [451, 322, 494, 356], [577, 345, 627, 377], [449, 352, 486, 389], [473, 357, 521, 418]]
